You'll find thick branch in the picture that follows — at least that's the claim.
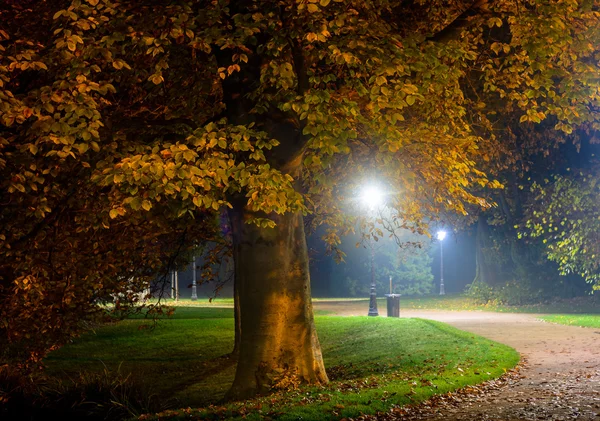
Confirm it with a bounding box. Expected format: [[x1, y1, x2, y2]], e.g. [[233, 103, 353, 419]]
[[290, 38, 309, 95], [429, 0, 491, 43]]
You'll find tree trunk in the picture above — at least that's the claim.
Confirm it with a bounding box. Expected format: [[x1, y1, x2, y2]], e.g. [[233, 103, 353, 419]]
[[225, 206, 328, 400], [231, 275, 241, 356], [473, 214, 501, 286]]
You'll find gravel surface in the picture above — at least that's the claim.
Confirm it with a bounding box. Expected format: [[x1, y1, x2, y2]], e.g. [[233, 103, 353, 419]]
[[314, 301, 600, 420]]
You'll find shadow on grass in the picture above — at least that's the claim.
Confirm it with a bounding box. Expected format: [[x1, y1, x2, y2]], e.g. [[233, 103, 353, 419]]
[[43, 306, 520, 420]]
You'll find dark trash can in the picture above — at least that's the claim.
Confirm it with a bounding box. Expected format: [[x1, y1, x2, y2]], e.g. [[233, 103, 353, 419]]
[[385, 294, 401, 317]]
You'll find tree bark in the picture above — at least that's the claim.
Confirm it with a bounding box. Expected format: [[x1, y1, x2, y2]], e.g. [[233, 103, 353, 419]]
[[231, 275, 241, 356], [473, 214, 501, 286], [225, 206, 328, 400]]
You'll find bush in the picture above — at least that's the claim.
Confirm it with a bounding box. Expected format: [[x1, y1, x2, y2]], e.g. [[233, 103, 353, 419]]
[[0, 364, 168, 421], [465, 282, 496, 304], [466, 280, 542, 306]]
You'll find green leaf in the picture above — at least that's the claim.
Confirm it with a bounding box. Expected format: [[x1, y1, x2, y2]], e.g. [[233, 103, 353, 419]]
[[130, 196, 142, 211]]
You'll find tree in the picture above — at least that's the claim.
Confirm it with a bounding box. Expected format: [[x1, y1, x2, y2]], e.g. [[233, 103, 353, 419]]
[[521, 166, 600, 290], [2, 0, 600, 400], [326, 230, 433, 297]]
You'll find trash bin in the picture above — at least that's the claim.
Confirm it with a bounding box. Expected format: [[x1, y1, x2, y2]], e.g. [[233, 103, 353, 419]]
[[385, 294, 401, 317]]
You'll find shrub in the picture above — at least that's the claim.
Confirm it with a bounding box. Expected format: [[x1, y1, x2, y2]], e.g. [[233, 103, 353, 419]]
[[466, 280, 542, 306], [0, 364, 168, 421], [465, 282, 496, 304]]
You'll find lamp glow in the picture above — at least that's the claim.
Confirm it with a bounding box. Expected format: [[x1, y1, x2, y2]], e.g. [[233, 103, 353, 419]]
[[436, 230, 447, 241], [360, 185, 384, 209]]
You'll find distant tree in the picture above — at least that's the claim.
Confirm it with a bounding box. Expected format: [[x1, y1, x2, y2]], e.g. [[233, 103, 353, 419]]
[[384, 246, 434, 296], [331, 231, 433, 297], [2, 0, 600, 400]]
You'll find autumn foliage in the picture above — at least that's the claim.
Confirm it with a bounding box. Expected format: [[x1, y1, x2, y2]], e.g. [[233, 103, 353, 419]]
[[2, 0, 600, 390]]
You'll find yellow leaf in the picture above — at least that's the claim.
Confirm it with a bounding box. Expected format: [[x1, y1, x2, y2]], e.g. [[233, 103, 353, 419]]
[[307, 4, 319, 12], [142, 200, 152, 211], [306, 33, 318, 42]]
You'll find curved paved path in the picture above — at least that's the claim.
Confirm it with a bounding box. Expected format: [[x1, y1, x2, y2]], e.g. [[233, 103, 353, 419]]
[[314, 301, 600, 420]]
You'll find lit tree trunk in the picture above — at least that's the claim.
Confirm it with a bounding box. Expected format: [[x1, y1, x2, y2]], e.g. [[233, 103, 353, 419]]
[[225, 206, 328, 400]]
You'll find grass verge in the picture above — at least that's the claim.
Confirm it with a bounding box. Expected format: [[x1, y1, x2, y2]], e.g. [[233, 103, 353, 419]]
[[388, 294, 600, 313], [539, 314, 600, 328], [45, 306, 518, 420], [165, 294, 600, 315]]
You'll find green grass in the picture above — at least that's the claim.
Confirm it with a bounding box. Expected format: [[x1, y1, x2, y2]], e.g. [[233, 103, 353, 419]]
[[45, 306, 519, 420], [147, 297, 235, 306], [148, 294, 600, 315], [539, 314, 600, 328], [377, 294, 600, 314]]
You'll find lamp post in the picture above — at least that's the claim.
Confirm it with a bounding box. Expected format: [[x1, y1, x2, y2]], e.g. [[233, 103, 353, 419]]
[[368, 244, 378, 316], [171, 271, 175, 300], [175, 270, 179, 301], [191, 255, 198, 301], [171, 270, 179, 301], [360, 184, 384, 317], [436, 230, 447, 295]]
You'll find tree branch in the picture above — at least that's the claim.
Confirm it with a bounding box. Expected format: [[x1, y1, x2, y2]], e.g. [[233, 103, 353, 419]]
[[429, 0, 491, 43]]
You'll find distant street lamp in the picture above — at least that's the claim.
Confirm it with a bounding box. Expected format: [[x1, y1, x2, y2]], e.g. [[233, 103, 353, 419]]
[[171, 271, 175, 300], [360, 184, 384, 317], [171, 270, 179, 301], [191, 255, 198, 301], [436, 230, 447, 295]]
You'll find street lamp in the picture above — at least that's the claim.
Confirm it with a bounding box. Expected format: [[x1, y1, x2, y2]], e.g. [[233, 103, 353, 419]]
[[191, 255, 198, 301], [360, 184, 383, 316], [170, 270, 179, 301], [436, 230, 447, 295]]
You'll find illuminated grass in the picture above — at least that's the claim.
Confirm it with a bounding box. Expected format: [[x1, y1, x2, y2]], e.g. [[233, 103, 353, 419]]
[[148, 294, 600, 314], [45, 307, 518, 420], [539, 314, 600, 328]]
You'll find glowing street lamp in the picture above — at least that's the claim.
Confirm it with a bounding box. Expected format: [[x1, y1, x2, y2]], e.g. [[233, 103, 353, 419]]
[[360, 184, 384, 316], [360, 185, 384, 210], [436, 230, 447, 295]]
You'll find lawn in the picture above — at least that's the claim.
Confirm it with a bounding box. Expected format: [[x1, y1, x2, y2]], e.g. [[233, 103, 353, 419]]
[[159, 294, 600, 314], [392, 294, 600, 313], [44, 306, 519, 420], [539, 314, 600, 328]]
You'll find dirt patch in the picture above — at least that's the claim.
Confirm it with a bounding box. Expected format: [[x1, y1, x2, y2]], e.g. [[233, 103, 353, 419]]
[[314, 301, 600, 420]]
